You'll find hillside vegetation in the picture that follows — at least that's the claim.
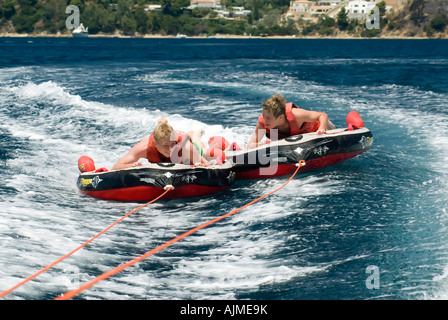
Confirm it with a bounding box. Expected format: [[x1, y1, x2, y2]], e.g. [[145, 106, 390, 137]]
[[0, 0, 447, 37]]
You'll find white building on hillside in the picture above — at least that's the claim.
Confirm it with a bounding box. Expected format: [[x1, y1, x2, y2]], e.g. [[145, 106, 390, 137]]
[[289, 0, 312, 15], [232, 6, 251, 17], [189, 0, 222, 9], [310, 4, 332, 15], [345, 0, 380, 18], [288, 0, 345, 19], [144, 4, 162, 11]]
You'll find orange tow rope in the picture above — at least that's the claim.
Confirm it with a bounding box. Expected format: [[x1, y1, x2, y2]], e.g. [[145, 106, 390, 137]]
[[0, 186, 174, 299], [55, 160, 305, 300]]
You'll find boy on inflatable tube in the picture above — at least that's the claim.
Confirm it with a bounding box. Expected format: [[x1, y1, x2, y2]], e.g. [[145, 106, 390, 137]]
[[111, 118, 210, 170], [248, 94, 335, 149]]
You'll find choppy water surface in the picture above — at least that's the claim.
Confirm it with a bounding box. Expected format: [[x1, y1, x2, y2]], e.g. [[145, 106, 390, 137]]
[[1, 38, 447, 300]]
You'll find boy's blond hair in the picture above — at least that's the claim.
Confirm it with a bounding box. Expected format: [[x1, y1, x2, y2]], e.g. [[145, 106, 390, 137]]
[[262, 94, 286, 118], [153, 123, 174, 142]]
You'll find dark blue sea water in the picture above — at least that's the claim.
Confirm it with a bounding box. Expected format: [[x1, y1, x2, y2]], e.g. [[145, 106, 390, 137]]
[[1, 38, 448, 301]]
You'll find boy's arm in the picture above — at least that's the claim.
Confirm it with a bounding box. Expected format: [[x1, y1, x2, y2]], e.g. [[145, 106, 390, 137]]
[[294, 109, 329, 133], [111, 138, 148, 170], [247, 121, 267, 149]]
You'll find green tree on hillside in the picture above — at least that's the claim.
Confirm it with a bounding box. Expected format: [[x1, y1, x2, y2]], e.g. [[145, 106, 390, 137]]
[[82, 3, 116, 34], [1, 0, 16, 19], [336, 7, 348, 30], [409, 0, 426, 26], [430, 14, 447, 32], [134, 6, 149, 33], [12, 0, 40, 33]]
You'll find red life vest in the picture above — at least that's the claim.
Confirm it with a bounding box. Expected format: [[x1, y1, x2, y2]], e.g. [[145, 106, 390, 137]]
[[146, 131, 187, 163], [258, 102, 320, 140]]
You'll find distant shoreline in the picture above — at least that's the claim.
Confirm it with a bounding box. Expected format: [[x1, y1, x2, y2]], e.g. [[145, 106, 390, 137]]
[[0, 32, 445, 40]]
